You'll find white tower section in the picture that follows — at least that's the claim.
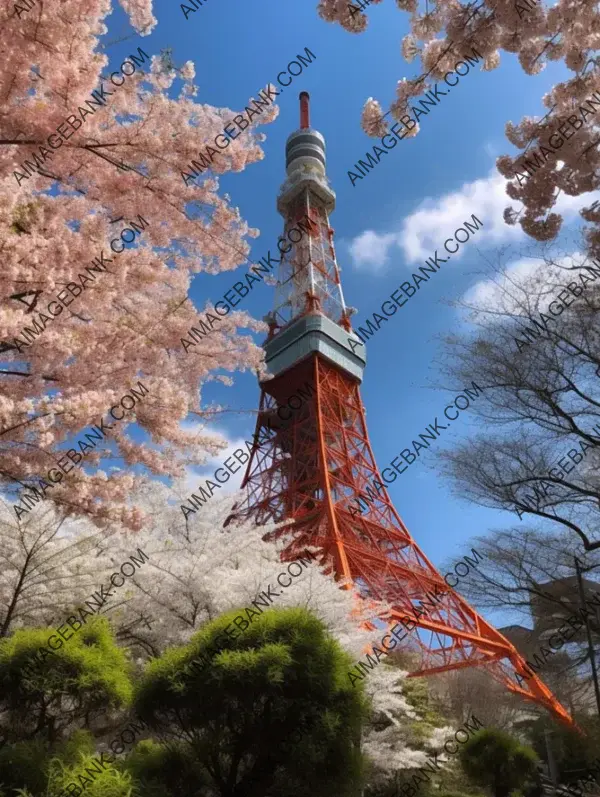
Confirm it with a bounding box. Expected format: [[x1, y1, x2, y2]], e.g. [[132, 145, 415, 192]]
[[264, 93, 365, 383], [268, 92, 352, 332]]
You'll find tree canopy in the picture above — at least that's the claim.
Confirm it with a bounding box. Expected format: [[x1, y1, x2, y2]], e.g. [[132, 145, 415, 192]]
[[134, 605, 368, 797]]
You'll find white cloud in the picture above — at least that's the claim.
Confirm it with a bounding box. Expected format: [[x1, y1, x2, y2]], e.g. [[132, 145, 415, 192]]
[[399, 171, 519, 263], [460, 250, 585, 322], [347, 167, 600, 269], [461, 256, 544, 315], [179, 420, 253, 497], [348, 230, 396, 269], [483, 141, 500, 160], [184, 439, 249, 496]]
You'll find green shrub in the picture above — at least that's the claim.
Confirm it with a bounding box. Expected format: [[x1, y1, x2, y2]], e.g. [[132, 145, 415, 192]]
[[438, 791, 484, 797], [459, 728, 539, 797], [134, 606, 368, 797]]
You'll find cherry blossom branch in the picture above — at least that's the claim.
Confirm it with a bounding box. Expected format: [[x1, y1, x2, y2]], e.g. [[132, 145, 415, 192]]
[[0, 411, 63, 438], [0, 370, 58, 381], [0, 139, 40, 145]]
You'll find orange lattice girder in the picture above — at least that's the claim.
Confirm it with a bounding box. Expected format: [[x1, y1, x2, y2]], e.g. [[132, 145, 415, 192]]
[[230, 346, 574, 728]]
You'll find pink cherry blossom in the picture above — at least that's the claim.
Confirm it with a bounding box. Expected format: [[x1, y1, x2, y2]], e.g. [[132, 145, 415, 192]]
[[0, 0, 279, 529], [317, 0, 600, 255]]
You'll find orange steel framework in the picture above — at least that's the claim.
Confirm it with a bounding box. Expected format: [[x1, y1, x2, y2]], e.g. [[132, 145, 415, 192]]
[[228, 92, 574, 728]]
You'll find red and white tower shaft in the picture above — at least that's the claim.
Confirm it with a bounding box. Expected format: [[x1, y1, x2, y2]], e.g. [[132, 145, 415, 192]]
[[267, 91, 352, 333]]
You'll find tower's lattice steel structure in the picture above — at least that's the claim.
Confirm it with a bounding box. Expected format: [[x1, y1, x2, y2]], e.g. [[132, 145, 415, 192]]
[[229, 92, 573, 726]]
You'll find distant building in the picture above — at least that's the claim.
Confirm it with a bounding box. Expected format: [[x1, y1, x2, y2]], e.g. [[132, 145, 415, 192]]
[[499, 573, 600, 714], [529, 575, 600, 640]]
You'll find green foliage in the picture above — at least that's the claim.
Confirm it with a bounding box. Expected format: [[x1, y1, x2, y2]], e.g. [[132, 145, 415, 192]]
[[134, 606, 368, 797], [401, 672, 445, 746], [47, 751, 134, 797], [459, 728, 540, 797], [125, 739, 210, 797], [436, 751, 488, 797], [0, 730, 133, 797], [402, 676, 442, 723], [58, 730, 97, 765], [526, 714, 600, 782], [0, 730, 94, 796], [0, 607, 391, 797], [438, 792, 485, 797], [0, 620, 132, 746], [0, 739, 50, 795]]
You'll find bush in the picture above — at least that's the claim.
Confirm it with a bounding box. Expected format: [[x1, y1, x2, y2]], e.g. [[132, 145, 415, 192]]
[[459, 728, 539, 797], [438, 791, 484, 797], [47, 753, 134, 797], [134, 606, 369, 797]]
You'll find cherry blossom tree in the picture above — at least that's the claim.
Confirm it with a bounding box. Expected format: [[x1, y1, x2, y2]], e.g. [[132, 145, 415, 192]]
[[0, 498, 116, 638], [318, 0, 600, 253], [102, 483, 388, 656], [0, 0, 279, 529]]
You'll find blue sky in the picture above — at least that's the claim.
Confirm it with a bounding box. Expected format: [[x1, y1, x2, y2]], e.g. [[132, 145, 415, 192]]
[[99, 0, 597, 627]]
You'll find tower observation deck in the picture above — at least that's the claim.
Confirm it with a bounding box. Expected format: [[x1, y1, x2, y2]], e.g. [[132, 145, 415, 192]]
[[228, 92, 574, 727]]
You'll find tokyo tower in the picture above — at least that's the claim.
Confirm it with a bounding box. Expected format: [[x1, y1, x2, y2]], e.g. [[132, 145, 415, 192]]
[[229, 92, 573, 727]]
